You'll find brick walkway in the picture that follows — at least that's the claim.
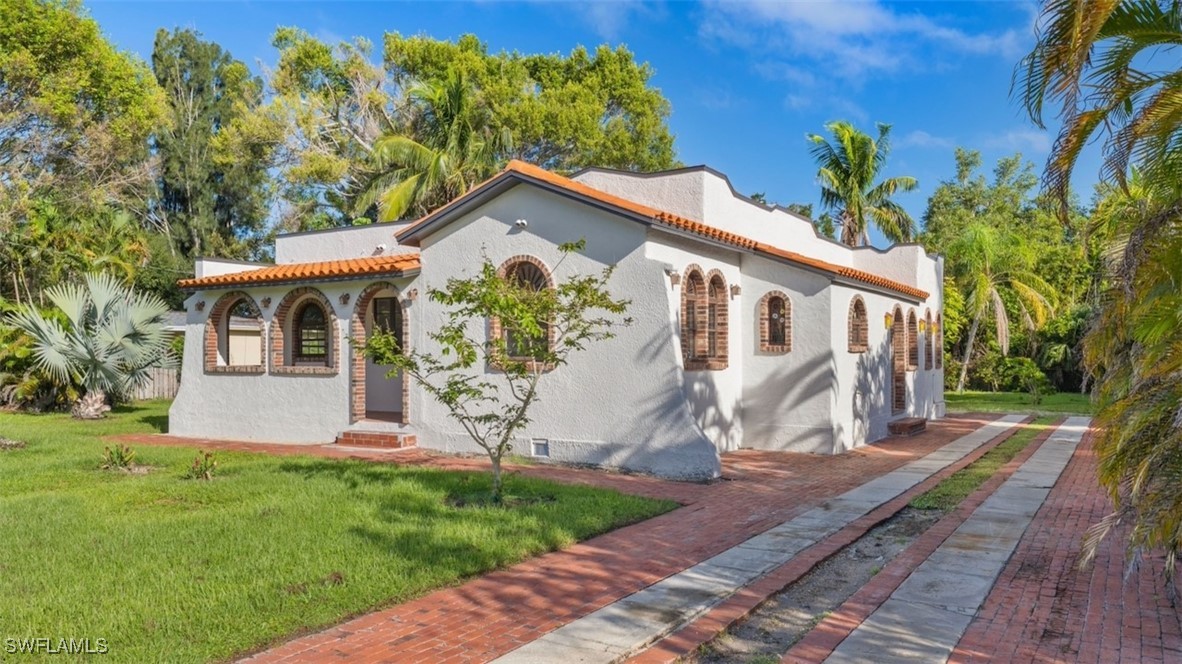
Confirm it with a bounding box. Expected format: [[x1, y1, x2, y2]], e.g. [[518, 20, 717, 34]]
[[120, 415, 999, 663], [951, 429, 1182, 664]]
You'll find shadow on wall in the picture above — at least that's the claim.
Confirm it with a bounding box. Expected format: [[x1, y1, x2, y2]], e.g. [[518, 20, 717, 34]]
[[603, 327, 722, 480], [852, 333, 894, 447], [742, 351, 840, 453]]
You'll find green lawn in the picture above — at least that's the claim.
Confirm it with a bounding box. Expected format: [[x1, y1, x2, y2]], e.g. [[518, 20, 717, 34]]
[[0, 402, 676, 663], [911, 416, 1057, 511], [944, 390, 1093, 415]]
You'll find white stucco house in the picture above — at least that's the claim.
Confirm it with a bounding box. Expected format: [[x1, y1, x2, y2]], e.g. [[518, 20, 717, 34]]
[[170, 160, 945, 480]]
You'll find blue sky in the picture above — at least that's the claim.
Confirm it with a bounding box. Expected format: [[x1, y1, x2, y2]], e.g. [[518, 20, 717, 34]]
[[88, 0, 1099, 241]]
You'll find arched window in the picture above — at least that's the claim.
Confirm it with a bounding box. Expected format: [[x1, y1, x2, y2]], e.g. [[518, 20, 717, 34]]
[[495, 256, 554, 363], [759, 291, 791, 353], [682, 269, 707, 365], [271, 287, 338, 375], [294, 301, 328, 363], [707, 276, 725, 359], [907, 309, 919, 371], [204, 292, 266, 374], [681, 267, 726, 370], [892, 306, 906, 413], [935, 314, 944, 369], [848, 296, 868, 353]]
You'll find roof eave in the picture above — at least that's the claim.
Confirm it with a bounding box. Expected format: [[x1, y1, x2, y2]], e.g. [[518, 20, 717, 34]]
[[179, 267, 421, 292]]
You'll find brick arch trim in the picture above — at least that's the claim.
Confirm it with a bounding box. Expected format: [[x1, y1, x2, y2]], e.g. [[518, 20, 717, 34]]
[[350, 281, 408, 423], [271, 286, 340, 375], [490, 255, 556, 371], [848, 296, 868, 353], [204, 291, 266, 374], [496, 254, 555, 288], [757, 290, 792, 354]]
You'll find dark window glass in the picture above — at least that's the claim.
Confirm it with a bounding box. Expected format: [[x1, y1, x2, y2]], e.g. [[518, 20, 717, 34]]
[[769, 297, 786, 346], [295, 302, 327, 363]]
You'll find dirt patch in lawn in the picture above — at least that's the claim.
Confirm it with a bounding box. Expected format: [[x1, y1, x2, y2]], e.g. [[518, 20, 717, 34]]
[[691, 507, 942, 663]]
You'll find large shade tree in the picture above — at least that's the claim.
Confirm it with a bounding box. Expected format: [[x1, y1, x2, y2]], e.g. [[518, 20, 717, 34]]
[[7, 273, 174, 419], [151, 28, 271, 259], [807, 121, 919, 246], [0, 0, 167, 229], [1018, 0, 1182, 584]]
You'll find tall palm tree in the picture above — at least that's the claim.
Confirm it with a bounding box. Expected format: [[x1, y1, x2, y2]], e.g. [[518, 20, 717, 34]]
[[1019, 0, 1182, 584], [354, 69, 510, 221], [807, 121, 919, 246], [949, 220, 1057, 392], [6, 273, 174, 419]]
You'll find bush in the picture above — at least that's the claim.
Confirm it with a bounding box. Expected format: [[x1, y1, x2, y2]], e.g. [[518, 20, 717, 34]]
[[1005, 357, 1054, 405], [100, 443, 136, 470], [182, 450, 217, 480]]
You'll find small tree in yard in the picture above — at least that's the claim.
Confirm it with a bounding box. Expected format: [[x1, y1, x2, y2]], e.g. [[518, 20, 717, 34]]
[[6, 273, 174, 419], [363, 240, 630, 502]]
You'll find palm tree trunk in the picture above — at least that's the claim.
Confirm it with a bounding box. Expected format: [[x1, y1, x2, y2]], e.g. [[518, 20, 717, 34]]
[[957, 313, 982, 393], [72, 389, 110, 420]]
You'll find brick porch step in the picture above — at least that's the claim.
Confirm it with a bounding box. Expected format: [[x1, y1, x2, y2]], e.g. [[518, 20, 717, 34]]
[[334, 431, 417, 449], [888, 417, 928, 436]]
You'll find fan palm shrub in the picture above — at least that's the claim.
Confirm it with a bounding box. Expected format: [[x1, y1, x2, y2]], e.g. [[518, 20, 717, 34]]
[[6, 273, 174, 419]]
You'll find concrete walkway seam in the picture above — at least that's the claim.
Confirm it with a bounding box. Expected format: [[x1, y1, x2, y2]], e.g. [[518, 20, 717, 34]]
[[491, 415, 1028, 664], [821, 416, 1091, 664]]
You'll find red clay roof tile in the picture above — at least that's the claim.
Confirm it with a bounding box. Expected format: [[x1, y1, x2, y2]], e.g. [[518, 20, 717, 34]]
[[494, 160, 929, 300], [179, 254, 421, 290]]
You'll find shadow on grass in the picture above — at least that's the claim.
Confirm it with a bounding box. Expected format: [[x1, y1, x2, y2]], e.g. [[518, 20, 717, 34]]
[[273, 458, 655, 560]]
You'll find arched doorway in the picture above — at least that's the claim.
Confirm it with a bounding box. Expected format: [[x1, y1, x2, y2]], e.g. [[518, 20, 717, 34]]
[[891, 305, 906, 414], [351, 283, 407, 423]]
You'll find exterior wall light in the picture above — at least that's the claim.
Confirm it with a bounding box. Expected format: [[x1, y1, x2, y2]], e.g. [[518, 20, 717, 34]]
[[884, 312, 893, 329]]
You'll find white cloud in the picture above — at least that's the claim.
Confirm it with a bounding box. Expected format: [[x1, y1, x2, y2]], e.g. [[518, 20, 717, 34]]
[[564, 0, 665, 40], [895, 130, 955, 150], [700, 0, 1031, 80], [983, 128, 1051, 154]]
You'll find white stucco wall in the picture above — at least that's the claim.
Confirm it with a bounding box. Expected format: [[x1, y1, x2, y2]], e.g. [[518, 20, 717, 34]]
[[738, 254, 837, 453], [644, 233, 745, 453], [169, 275, 417, 444], [275, 223, 417, 264], [413, 184, 721, 480]]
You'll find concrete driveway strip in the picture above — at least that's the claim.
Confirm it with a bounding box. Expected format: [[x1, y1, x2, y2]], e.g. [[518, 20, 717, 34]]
[[491, 414, 1027, 664], [823, 416, 1091, 664]]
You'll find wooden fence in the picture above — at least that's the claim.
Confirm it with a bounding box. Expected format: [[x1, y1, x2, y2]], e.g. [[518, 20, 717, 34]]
[[131, 367, 179, 401]]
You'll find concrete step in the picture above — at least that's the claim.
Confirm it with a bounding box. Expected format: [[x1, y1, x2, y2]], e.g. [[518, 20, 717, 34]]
[[889, 417, 928, 436], [334, 431, 417, 449]]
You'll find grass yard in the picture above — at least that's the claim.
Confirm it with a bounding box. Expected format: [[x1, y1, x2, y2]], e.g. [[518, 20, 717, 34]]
[[910, 416, 1057, 511], [944, 390, 1093, 415], [0, 401, 676, 663]]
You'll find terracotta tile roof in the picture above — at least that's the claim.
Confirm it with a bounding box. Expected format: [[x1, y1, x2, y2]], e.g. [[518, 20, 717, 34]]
[[425, 160, 928, 300], [178, 254, 421, 290]]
